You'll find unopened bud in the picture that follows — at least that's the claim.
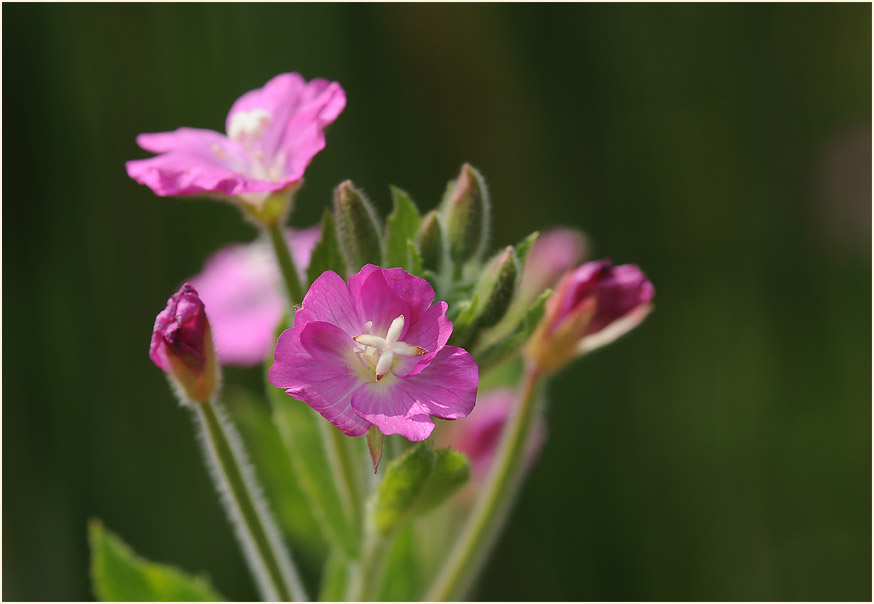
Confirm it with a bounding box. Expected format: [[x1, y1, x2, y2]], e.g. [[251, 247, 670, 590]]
[[418, 211, 445, 272], [150, 283, 219, 403], [445, 163, 490, 264], [472, 246, 518, 329], [333, 180, 383, 271], [526, 260, 654, 373]]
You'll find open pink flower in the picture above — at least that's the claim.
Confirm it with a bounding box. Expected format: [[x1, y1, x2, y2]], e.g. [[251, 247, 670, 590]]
[[527, 259, 654, 372], [269, 265, 479, 440], [150, 283, 218, 403], [189, 226, 320, 366], [126, 73, 345, 205]]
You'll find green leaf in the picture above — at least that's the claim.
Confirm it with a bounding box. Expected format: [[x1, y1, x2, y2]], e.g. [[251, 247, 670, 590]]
[[318, 550, 352, 602], [224, 387, 326, 560], [376, 524, 422, 601], [385, 186, 422, 270], [473, 288, 553, 374], [307, 208, 346, 285], [89, 520, 224, 602], [407, 239, 424, 275], [266, 363, 362, 558], [370, 442, 470, 535]]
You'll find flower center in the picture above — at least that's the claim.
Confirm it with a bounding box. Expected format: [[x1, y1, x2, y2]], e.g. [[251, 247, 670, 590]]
[[353, 315, 427, 381], [228, 109, 272, 143]]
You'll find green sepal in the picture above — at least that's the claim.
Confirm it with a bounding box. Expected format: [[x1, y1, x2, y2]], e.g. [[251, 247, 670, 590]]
[[514, 231, 539, 269], [369, 442, 470, 535], [89, 519, 225, 602], [366, 425, 385, 473], [385, 186, 422, 270], [333, 180, 383, 273], [307, 208, 346, 285], [474, 288, 553, 374]]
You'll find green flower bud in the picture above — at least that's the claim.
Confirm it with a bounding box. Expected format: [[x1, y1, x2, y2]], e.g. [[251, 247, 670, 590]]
[[444, 163, 490, 265], [333, 180, 383, 271], [418, 211, 445, 272], [472, 246, 518, 329]]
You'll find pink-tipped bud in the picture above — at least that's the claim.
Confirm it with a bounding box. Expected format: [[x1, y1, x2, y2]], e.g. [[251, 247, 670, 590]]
[[150, 283, 219, 403], [527, 260, 654, 373]]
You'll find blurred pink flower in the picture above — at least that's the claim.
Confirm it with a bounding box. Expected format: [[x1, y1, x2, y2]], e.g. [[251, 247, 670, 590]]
[[150, 283, 218, 403], [126, 73, 345, 206], [528, 259, 654, 372], [519, 228, 589, 301], [446, 388, 546, 480], [269, 265, 479, 441], [189, 226, 320, 366]]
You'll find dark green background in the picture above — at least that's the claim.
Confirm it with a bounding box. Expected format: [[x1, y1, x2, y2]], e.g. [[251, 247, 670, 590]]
[[3, 3, 870, 601]]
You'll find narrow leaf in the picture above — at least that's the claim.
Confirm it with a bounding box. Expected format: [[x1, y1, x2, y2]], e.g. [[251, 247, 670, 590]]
[[89, 520, 225, 602], [366, 425, 385, 473], [318, 550, 352, 602], [385, 186, 422, 269], [307, 208, 346, 285]]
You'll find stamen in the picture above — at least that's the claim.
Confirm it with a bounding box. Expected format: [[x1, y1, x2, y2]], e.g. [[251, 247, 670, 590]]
[[228, 109, 272, 143], [353, 315, 429, 381]]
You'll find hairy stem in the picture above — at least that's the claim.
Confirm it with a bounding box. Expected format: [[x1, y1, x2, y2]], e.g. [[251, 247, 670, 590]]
[[266, 221, 305, 306], [194, 399, 307, 601]]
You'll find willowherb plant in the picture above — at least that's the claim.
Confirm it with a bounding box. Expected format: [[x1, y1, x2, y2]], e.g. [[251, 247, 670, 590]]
[[94, 72, 655, 602]]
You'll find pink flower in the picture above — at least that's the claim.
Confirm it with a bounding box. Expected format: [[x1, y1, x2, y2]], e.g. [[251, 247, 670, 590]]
[[126, 73, 345, 206], [269, 265, 479, 441], [444, 388, 546, 480], [150, 283, 218, 403], [527, 260, 654, 372], [189, 227, 321, 366]]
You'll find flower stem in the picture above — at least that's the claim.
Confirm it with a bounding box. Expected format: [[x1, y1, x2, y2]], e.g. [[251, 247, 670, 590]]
[[425, 364, 544, 601], [319, 419, 364, 526], [194, 399, 307, 602], [266, 221, 305, 306]]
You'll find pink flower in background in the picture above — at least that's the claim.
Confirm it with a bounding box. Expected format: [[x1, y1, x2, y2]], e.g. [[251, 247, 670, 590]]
[[446, 388, 546, 480], [189, 226, 320, 366], [126, 73, 345, 204], [150, 283, 218, 403], [519, 228, 588, 301], [528, 259, 654, 372], [269, 265, 479, 440]]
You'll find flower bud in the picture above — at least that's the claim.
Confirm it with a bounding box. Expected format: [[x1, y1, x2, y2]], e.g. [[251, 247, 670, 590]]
[[472, 246, 518, 329], [527, 260, 654, 373], [418, 210, 445, 272], [333, 180, 383, 271], [444, 163, 490, 264], [150, 283, 219, 403]]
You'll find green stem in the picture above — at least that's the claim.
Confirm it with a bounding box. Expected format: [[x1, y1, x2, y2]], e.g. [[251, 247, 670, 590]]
[[425, 364, 544, 601], [350, 525, 393, 602], [266, 221, 305, 306], [194, 399, 307, 602], [319, 419, 364, 526]]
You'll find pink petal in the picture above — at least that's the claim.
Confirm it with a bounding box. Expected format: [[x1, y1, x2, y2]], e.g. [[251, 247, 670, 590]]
[[402, 346, 478, 420], [348, 267, 409, 337], [351, 381, 436, 441], [293, 270, 362, 336], [270, 321, 370, 436], [393, 301, 453, 378]]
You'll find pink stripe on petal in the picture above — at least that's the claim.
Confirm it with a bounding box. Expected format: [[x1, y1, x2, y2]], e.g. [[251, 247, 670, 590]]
[[351, 383, 435, 441], [349, 268, 408, 337], [294, 271, 362, 335]]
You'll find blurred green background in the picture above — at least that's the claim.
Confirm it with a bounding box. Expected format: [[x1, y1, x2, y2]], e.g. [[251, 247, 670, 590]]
[[3, 3, 870, 601]]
